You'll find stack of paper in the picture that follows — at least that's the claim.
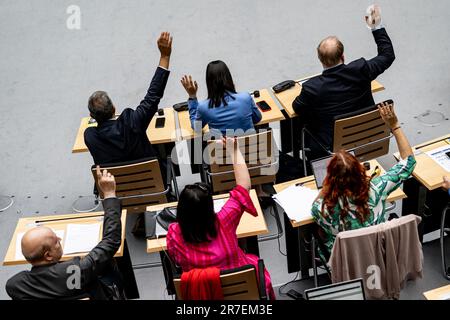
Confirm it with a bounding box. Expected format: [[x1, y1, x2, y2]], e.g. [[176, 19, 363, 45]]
[[63, 223, 101, 255], [214, 198, 227, 213], [272, 185, 319, 222], [426, 145, 450, 172]]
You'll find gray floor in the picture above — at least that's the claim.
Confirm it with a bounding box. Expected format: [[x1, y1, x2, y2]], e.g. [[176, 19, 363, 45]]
[[0, 0, 449, 300]]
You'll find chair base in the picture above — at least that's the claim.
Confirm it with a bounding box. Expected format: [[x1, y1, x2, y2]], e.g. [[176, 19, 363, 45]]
[[72, 195, 101, 213], [0, 195, 14, 212]]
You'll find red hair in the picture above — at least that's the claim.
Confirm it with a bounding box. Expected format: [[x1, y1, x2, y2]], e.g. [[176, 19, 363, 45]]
[[321, 150, 370, 223]]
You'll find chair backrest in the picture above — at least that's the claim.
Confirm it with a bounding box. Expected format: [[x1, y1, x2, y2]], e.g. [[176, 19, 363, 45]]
[[205, 130, 277, 193], [329, 215, 422, 299], [304, 278, 366, 300], [173, 265, 262, 300], [333, 105, 390, 161], [92, 158, 167, 214]]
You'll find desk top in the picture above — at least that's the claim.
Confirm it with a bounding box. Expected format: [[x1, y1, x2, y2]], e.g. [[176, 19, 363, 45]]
[[394, 134, 450, 191], [146, 189, 268, 253], [3, 210, 127, 266], [273, 159, 407, 228], [177, 89, 285, 140], [72, 108, 178, 153], [423, 284, 450, 300], [273, 76, 385, 118]]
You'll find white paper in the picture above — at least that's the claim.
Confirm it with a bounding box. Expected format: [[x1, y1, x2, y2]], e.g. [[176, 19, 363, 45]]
[[425, 145, 450, 172], [214, 198, 227, 213], [15, 229, 65, 260], [63, 223, 101, 254], [439, 292, 450, 300], [273, 185, 319, 222]]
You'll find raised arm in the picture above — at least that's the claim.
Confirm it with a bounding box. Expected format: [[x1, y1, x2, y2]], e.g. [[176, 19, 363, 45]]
[[378, 101, 413, 159], [225, 137, 251, 190], [181, 75, 204, 130], [362, 5, 395, 80], [80, 167, 122, 283], [129, 32, 172, 131]]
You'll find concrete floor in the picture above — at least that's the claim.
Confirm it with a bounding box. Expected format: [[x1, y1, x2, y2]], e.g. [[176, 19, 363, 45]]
[[0, 0, 449, 300]]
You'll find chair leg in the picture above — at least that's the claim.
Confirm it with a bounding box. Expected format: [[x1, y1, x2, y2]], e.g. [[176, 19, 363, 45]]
[[301, 128, 308, 176], [440, 204, 450, 280]]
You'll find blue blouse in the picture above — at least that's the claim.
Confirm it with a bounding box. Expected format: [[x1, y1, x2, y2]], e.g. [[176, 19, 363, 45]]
[[188, 92, 262, 135]]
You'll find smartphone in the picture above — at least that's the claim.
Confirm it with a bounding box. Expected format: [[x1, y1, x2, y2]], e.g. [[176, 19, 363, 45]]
[[155, 117, 165, 128], [257, 100, 271, 112]]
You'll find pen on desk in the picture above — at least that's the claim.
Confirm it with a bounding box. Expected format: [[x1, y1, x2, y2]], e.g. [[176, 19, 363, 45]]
[[371, 166, 380, 179], [34, 214, 104, 225]]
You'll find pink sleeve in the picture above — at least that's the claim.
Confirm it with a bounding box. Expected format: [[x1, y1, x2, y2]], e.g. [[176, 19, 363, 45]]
[[166, 223, 181, 265], [218, 185, 257, 232]]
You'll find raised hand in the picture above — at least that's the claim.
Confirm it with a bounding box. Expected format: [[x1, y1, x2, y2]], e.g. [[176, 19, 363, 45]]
[[96, 166, 116, 199], [157, 32, 172, 57], [365, 4, 382, 29], [378, 101, 399, 129], [181, 75, 198, 98]]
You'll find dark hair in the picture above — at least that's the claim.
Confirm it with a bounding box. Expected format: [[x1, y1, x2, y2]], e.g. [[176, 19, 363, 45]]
[[317, 36, 344, 68], [321, 150, 370, 224], [206, 60, 237, 108], [176, 183, 218, 244], [88, 91, 115, 123]]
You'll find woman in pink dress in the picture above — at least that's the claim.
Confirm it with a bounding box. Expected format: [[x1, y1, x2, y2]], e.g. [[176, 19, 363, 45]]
[[166, 137, 275, 300]]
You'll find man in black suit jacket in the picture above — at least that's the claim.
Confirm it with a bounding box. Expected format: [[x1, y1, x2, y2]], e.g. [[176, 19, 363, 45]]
[[293, 6, 395, 160], [84, 32, 173, 165], [6, 168, 123, 300]]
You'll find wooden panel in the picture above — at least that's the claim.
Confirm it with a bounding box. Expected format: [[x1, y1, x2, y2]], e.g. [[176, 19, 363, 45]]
[[212, 172, 276, 193], [252, 89, 285, 125], [423, 284, 450, 300], [72, 108, 177, 153], [394, 134, 450, 190], [115, 180, 164, 193], [273, 78, 385, 119], [3, 210, 127, 266], [273, 159, 407, 228], [146, 190, 269, 253]]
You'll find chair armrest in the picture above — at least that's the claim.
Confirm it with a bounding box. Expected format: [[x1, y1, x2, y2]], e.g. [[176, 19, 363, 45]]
[[302, 127, 333, 155]]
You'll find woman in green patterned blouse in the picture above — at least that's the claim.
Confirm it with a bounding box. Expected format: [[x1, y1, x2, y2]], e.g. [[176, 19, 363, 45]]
[[312, 101, 416, 254]]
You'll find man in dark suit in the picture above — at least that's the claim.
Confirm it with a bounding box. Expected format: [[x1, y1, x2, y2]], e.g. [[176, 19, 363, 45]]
[[6, 168, 123, 300], [84, 32, 172, 165], [293, 5, 395, 161]]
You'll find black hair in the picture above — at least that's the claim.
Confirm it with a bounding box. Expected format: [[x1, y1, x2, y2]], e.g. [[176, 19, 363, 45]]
[[176, 182, 218, 244], [206, 60, 237, 108], [88, 91, 115, 123]]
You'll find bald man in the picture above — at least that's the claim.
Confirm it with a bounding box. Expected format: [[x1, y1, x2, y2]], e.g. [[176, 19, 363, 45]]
[[293, 5, 395, 163], [6, 168, 124, 300]]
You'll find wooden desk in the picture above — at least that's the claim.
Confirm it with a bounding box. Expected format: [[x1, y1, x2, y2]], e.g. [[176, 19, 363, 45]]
[[72, 108, 178, 153], [3, 210, 127, 266], [394, 134, 450, 191], [177, 89, 285, 141], [146, 189, 268, 253], [273, 77, 385, 118], [423, 284, 450, 300], [273, 159, 407, 228]]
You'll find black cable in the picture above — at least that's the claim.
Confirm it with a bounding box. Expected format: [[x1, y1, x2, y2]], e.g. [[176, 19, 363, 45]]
[[268, 206, 287, 256], [278, 272, 300, 296]]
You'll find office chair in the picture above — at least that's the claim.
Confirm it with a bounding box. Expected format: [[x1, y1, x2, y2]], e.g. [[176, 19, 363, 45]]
[[173, 259, 268, 300], [441, 202, 450, 280], [202, 129, 283, 242], [304, 278, 366, 300], [301, 103, 392, 176], [91, 156, 179, 213]]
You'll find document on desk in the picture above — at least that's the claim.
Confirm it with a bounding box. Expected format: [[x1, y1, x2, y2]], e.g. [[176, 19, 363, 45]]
[[214, 198, 227, 213], [15, 230, 65, 260], [63, 223, 101, 255], [425, 145, 450, 172], [272, 185, 319, 222]]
